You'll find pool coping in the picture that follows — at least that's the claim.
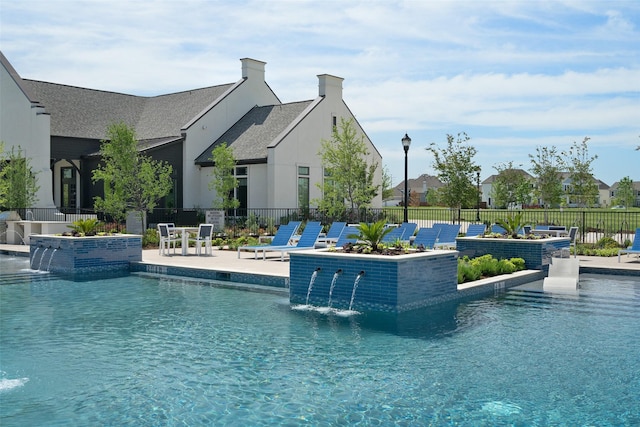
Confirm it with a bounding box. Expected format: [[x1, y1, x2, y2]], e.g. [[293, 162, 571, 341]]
[[2, 244, 639, 298]]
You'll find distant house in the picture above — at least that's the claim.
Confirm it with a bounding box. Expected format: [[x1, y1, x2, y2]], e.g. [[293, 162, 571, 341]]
[[609, 180, 640, 207], [559, 172, 610, 208], [1, 52, 382, 212], [388, 174, 443, 206], [481, 169, 534, 209]]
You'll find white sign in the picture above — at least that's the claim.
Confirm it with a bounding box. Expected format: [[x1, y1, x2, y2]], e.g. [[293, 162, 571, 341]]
[[205, 210, 225, 231]]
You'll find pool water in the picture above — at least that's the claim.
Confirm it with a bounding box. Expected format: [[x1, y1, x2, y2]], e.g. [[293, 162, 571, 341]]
[[1, 256, 639, 426]]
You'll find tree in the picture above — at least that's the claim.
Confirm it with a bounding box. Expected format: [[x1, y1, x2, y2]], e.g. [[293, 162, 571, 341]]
[[0, 142, 40, 209], [615, 176, 635, 208], [92, 122, 173, 229], [529, 145, 565, 222], [315, 118, 379, 218], [381, 165, 394, 201], [564, 137, 599, 208], [208, 143, 239, 210], [426, 132, 479, 211], [490, 162, 532, 209]]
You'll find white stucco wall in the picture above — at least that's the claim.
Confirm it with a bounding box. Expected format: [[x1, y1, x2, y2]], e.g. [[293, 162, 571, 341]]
[[183, 66, 382, 211], [267, 75, 383, 209], [1, 58, 54, 208], [182, 59, 280, 208]]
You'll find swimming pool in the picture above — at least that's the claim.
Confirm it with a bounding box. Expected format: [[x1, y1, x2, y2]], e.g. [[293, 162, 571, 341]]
[[1, 255, 639, 426]]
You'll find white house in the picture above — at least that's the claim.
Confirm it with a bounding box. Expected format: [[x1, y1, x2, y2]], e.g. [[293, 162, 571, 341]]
[[1, 52, 382, 213], [0, 51, 54, 208]]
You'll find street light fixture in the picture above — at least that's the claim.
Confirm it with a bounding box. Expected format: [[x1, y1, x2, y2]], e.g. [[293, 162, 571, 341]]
[[476, 170, 481, 222], [402, 133, 411, 223]]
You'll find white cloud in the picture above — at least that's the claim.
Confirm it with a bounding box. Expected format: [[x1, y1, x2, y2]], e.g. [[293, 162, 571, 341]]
[[1, 0, 638, 186]]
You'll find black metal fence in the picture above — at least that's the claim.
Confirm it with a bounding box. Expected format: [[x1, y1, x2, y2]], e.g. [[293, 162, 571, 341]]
[[4, 206, 640, 244]]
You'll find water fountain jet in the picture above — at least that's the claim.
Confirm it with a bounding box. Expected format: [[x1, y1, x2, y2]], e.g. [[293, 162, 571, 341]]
[[348, 271, 365, 311], [327, 269, 343, 308], [305, 267, 321, 305]]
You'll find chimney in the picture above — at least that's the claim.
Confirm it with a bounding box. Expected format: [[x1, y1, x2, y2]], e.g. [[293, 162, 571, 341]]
[[318, 74, 344, 98], [241, 58, 266, 81]]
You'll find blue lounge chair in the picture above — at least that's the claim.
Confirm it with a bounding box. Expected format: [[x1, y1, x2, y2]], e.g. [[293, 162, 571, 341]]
[[412, 227, 438, 249], [434, 224, 461, 248], [618, 228, 640, 263], [334, 226, 360, 248], [318, 222, 346, 244], [237, 223, 299, 259], [266, 222, 324, 261], [382, 225, 405, 243], [465, 223, 486, 237], [491, 224, 507, 234], [290, 221, 320, 244], [398, 222, 418, 241]]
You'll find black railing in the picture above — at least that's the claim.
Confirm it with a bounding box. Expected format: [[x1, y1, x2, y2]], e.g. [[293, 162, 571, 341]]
[[3, 207, 639, 243]]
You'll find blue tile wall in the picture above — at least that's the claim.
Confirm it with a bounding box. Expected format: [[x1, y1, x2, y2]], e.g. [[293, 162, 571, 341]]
[[30, 235, 142, 275], [289, 251, 459, 313], [129, 262, 289, 289], [456, 237, 570, 270]]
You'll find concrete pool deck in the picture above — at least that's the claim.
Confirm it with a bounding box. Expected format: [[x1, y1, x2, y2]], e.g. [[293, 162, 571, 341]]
[[2, 243, 640, 278]]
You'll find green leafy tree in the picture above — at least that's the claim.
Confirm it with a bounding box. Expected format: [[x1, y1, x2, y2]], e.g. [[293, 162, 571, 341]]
[[92, 122, 173, 230], [426, 132, 479, 210], [208, 143, 239, 209], [529, 145, 565, 222], [425, 188, 439, 205], [0, 142, 40, 209], [490, 162, 532, 209], [564, 137, 599, 208], [381, 165, 394, 201], [315, 118, 379, 218], [615, 176, 635, 208]]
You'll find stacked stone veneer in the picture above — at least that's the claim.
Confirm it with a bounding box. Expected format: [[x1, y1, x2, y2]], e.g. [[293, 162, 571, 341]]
[[30, 235, 142, 275], [456, 236, 570, 270], [289, 249, 459, 313]]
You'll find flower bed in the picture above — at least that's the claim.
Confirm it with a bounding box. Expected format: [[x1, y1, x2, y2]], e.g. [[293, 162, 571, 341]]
[[456, 236, 570, 271]]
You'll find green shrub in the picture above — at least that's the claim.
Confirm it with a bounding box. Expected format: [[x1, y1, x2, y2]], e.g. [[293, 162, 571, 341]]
[[142, 228, 159, 248], [595, 236, 621, 249], [457, 255, 526, 284], [497, 259, 516, 274], [227, 236, 259, 250], [458, 261, 482, 283], [471, 254, 499, 276], [510, 257, 526, 270]]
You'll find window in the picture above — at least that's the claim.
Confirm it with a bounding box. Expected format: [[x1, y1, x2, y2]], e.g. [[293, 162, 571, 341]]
[[235, 167, 248, 215], [60, 167, 76, 211], [332, 115, 337, 129], [298, 166, 309, 211]]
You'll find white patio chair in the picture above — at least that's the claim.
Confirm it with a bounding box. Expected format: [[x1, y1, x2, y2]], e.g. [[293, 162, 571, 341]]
[[190, 224, 214, 256], [158, 223, 180, 256]]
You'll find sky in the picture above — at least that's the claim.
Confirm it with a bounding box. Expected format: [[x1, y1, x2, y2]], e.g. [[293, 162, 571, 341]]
[[1, 0, 638, 187]]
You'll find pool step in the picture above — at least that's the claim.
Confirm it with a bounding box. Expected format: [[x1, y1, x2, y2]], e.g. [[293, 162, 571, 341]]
[[0, 271, 54, 286]]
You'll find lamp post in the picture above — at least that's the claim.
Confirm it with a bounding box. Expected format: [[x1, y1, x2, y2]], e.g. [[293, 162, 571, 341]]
[[476, 170, 481, 222], [402, 133, 411, 223]]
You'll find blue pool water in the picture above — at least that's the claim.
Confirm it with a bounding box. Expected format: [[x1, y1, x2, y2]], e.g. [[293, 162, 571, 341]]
[[1, 255, 639, 426]]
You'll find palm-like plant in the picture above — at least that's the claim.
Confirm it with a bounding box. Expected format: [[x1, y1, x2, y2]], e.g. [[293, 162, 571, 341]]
[[350, 220, 393, 252], [67, 218, 101, 236], [495, 212, 525, 238]]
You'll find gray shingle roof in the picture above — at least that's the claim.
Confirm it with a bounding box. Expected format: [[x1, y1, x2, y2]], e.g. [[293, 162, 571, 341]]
[[22, 80, 234, 140], [195, 101, 313, 165]]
